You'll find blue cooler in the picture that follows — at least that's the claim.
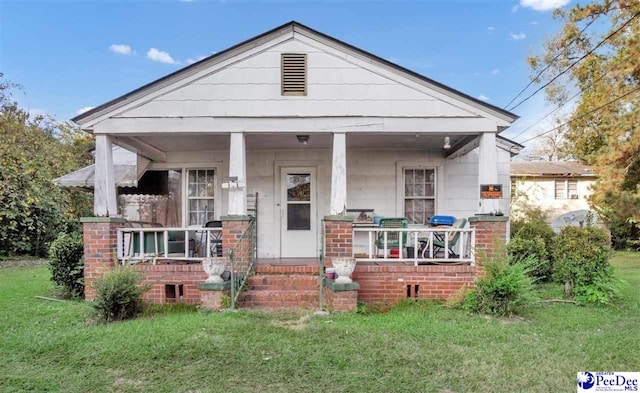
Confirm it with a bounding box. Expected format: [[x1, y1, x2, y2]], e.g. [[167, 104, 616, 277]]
[[429, 215, 456, 226]]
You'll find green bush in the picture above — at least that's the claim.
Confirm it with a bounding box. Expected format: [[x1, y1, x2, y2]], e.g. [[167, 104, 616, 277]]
[[464, 255, 537, 317], [92, 267, 150, 323], [515, 219, 556, 252], [573, 271, 624, 306], [48, 232, 84, 298], [553, 226, 611, 296], [507, 236, 551, 281]]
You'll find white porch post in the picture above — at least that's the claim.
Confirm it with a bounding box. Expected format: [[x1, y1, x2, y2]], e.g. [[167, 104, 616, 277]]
[[94, 134, 118, 217], [478, 132, 499, 214], [228, 132, 247, 215], [330, 132, 347, 215]]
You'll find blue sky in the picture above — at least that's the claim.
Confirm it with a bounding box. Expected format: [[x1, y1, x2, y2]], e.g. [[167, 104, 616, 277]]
[[1, 0, 577, 146]]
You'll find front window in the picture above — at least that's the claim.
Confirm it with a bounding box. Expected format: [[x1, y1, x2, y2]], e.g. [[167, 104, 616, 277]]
[[187, 169, 216, 226], [403, 168, 435, 225]]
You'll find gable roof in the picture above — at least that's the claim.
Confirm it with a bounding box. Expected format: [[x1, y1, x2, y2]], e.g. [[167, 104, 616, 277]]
[[511, 161, 594, 177], [72, 21, 518, 127]]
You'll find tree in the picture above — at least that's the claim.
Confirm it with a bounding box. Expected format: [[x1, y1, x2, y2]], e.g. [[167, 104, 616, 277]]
[[524, 122, 573, 161], [0, 74, 93, 256], [527, 0, 640, 225]]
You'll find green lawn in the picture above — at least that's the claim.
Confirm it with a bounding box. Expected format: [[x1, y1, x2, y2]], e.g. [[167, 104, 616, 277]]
[[1, 253, 639, 393]]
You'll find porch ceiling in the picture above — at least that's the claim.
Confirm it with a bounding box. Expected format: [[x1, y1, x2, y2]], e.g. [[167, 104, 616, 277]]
[[129, 133, 476, 152]]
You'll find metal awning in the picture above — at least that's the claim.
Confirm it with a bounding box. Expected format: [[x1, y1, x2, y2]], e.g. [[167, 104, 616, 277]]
[[54, 164, 138, 188]]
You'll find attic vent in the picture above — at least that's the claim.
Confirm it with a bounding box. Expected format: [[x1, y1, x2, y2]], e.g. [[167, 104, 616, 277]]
[[281, 53, 307, 96]]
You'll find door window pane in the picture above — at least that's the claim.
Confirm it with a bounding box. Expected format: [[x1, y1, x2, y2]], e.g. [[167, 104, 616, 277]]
[[187, 169, 215, 226], [287, 174, 311, 201], [287, 204, 311, 230]]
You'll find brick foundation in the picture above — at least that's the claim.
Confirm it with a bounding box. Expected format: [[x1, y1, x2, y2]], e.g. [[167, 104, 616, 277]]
[[136, 263, 208, 304], [468, 216, 508, 265], [81, 217, 126, 301], [221, 216, 252, 256], [323, 215, 354, 267], [324, 279, 359, 312], [353, 264, 478, 304]]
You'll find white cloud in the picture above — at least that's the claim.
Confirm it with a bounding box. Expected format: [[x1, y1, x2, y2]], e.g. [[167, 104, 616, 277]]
[[530, 20, 539, 25], [76, 106, 95, 115], [512, 4, 520, 12], [186, 55, 207, 64], [491, 68, 500, 75], [147, 48, 179, 64], [109, 44, 133, 55], [519, 0, 570, 11], [474, 71, 481, 76], [509, 32, 527, 40], [478, 94, 490, 101], [178, 0, 194, 2], [487, 26, 496, 32]]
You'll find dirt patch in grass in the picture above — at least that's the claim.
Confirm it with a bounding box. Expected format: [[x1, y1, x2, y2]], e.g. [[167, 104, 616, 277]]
[[0, 258, 48, 268]]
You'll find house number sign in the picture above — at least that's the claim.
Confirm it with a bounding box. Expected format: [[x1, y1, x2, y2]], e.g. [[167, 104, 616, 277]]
[[480, 184, 502, 199]]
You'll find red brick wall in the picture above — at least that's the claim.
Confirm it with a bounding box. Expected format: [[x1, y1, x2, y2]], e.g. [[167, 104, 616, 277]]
[[221, 219, 251, 256], [136, 264, 207, 304], [353, 264, 478, 304], [469, 218, 508, 265], [82, 219, 124, 301], [324, 218, 353, 267], [325, 288, 358, 312]]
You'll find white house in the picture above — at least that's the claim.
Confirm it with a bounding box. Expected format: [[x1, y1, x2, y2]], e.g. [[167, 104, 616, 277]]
[[70, 21, 521, 309], [511, 161, 596, 228]]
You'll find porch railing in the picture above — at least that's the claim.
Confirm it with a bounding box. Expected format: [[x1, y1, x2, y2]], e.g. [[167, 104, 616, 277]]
[[116, 227, 223, 263], [229, 219, 257, 309], [352, 227, 475, 265]]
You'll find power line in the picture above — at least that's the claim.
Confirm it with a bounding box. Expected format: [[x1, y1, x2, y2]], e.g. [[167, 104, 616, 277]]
[[510, 72, 608, 141], [503, 16, 600, 110], [519, 85, 640, 145], [508, 9, 640, 112]]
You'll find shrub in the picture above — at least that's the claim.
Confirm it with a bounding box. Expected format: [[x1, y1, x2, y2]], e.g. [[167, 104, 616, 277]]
[[48, 232, 84, 298], [92, 267, 150, 323], [464, 254, 537, 317], [507, 237, 551, 281], [573, 271, 624, 306], [553, 226, 611, 296], [515, 219, 556, 251]]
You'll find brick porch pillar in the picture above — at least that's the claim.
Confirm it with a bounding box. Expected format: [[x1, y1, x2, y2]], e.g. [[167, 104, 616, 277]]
[[81, 217, 126, 300], [221, 215, 252, 257], [323, 215, 354, 267], [468, 216, 508, 265]]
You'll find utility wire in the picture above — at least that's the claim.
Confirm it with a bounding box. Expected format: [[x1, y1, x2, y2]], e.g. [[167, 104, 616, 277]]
[[518, 85, 640, 145], [503, 16, 600, 110], [510, 72, 608, 141], [508, 9, 640, 112]]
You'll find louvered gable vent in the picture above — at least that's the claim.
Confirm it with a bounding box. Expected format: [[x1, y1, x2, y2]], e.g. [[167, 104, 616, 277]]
[[281, 53, 307, 96]]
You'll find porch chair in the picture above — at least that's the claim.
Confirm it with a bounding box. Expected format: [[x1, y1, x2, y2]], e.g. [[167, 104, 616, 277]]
[[375, 218, 408, 257], [431, 218, 468, 258]]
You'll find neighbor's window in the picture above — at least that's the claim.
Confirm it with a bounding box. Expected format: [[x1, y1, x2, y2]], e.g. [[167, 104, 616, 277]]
[[404, 168, 435, 225], [281, 53, 307, 96], [187, 169, 215, 226], [555, 178, 579, 199]]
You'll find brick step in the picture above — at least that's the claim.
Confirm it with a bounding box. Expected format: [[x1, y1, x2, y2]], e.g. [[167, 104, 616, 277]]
[[246, 274, 320, 291], [238, 289, 319, 309]]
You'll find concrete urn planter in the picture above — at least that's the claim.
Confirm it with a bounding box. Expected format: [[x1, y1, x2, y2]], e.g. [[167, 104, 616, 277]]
[[333, 257, 356, 284], [202, 257, 226, 283]]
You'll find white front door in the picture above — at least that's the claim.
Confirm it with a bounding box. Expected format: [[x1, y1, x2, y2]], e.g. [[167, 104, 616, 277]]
[[280, 167, 317, 258]]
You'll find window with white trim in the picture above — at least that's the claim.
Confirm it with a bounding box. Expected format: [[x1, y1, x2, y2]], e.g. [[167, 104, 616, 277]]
[[187, 169, 216, 226], [403, 168, 435, 225], [554, 178, 579, 199]]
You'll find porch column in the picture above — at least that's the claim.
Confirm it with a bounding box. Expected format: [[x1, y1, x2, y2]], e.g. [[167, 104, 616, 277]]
[[330, 132, 347, 215], [228, 132, 247, 216], [94, 134, 118, 217], [478, 132, 499, 214]]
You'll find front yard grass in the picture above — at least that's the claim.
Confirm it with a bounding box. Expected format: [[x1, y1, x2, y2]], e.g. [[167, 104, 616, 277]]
[[1, 252, 639, 392]]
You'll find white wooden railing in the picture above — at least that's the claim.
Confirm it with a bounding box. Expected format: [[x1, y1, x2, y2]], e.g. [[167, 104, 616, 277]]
[[116, 227, 223, 263], [352, 227, 475, 265]]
